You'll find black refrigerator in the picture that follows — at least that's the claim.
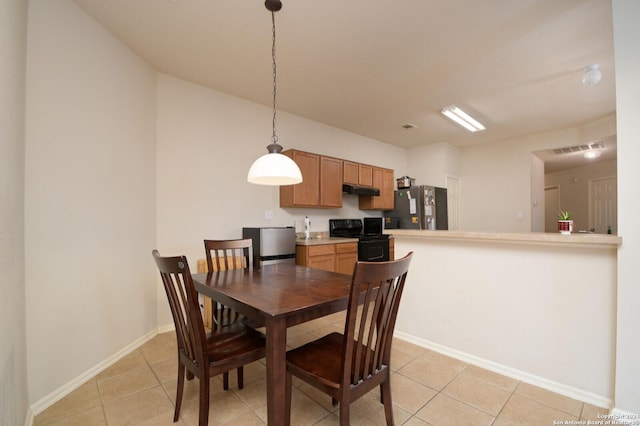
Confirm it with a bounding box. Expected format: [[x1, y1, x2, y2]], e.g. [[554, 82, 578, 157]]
[[384, 186, 448, 230]]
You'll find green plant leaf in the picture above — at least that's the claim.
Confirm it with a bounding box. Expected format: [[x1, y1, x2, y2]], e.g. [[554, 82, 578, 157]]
[[556, 209, 574, 220]]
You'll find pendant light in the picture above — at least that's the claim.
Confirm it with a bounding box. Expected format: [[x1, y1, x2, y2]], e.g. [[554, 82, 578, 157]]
[[247, 0, 303, 186]]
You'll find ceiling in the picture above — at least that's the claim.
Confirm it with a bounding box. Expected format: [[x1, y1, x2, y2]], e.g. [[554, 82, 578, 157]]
[[71, 0, 616, 170]]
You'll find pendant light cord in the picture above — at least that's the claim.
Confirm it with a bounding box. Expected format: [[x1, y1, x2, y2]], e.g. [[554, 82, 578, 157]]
[[270, 10, 279, 146]]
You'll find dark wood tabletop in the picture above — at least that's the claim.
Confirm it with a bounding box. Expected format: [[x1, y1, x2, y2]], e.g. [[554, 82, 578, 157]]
[[192, 262, 353, 425]]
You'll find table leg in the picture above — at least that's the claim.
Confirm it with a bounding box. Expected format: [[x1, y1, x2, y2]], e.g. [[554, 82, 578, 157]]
[[265, 316, 287, 426]]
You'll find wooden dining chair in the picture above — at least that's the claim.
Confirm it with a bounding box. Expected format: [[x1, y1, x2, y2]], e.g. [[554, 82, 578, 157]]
[[203, 238, 262, 390], [284, 252, 414, 426], [152, 250, 265, 426]]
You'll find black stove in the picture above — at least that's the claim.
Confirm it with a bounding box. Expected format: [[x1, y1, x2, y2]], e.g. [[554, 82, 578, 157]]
[[329, 218, 390, 262], [362, 217, 389, 240]]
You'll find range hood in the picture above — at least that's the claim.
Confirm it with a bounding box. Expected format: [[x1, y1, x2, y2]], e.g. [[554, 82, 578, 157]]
[[342, 183, 380, 196]]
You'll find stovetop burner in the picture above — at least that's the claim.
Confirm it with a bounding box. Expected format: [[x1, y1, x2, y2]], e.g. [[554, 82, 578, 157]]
[[329, 219, 363, 238]]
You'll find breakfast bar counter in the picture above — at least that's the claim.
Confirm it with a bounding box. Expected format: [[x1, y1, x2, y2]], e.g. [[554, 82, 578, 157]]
[[387, 229, 620, 409], [385, 229, 622, 249]]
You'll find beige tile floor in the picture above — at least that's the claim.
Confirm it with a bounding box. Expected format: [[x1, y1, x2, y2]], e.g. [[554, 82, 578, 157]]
[[35, 311, 609, 425]]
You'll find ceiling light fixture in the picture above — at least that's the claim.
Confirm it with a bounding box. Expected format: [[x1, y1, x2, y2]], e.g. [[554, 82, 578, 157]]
[[584, 150, 602, 159], [582, 64, 602, 87], [247, 0, 303, 186], [441, 106, 486, 132]]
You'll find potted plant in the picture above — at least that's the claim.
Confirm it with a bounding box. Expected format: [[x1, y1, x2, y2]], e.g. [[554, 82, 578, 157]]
[[557, 210, 574, 234]]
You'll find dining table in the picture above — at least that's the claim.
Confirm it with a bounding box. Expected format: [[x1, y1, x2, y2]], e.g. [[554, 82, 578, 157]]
[[192, 262, 354, 425]]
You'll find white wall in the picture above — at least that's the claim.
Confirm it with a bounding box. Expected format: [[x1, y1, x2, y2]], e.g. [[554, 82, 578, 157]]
[[25, 0, 157, 407], [612, 0, 640, 416], [407, 143, 460, 188], [394, 236, 616, 406], [155, 74, 407, 326], [545, 159, 617, 232], [0, 1, 28, 424], [459, 116, 616, 232]]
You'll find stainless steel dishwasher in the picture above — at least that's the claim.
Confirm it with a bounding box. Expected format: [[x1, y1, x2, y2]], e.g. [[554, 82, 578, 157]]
[[242, 227, 296, 267]]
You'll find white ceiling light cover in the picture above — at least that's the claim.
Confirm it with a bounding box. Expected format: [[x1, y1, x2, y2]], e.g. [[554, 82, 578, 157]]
[[441, 106, 486, 132]]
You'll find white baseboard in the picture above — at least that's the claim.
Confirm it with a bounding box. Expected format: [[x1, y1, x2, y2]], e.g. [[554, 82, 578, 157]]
[[157, 323, 175, 334], [393, 330, 613, 409], [25, 327, 162, 425]]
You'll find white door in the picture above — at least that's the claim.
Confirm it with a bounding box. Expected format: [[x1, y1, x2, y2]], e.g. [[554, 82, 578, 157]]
[[445, 175, 460, 230], [589, 177, 617, 234], [544, 186, 559, 233]]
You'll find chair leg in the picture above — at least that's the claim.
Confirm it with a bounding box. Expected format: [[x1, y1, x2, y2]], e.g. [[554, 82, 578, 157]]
[[174, 363, 186, 422], [198, 374, 210, 426], [284, 371, 292, 426], [339, 399, 350, 426], [332, 398, 338, 406], [237, 366, 244, 389], [380, 379, 394, 426], [223, 371, 229, 390]]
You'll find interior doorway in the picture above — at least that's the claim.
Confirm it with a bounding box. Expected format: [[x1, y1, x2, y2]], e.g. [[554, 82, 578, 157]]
[[544, 186, 560, 233], [589, 176, 617, 234]]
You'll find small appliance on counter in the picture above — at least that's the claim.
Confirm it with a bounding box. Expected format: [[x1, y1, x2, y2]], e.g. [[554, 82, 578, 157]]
[[329, 218, 389, 262], [396, 176, 415, 189], [384, 185, 448, 230], [242, 227, 296, 267]]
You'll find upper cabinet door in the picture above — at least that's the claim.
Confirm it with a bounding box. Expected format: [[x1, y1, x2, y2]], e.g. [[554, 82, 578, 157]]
[[280, 150, 320, 207], [358, 164, 373, 187], [343, 161, 359, 185], [359, 167, 395, 210], [320, 156, 343, 208]]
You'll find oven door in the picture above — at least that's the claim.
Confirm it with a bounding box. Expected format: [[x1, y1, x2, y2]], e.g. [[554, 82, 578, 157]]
[[358, 239, 390, 262]]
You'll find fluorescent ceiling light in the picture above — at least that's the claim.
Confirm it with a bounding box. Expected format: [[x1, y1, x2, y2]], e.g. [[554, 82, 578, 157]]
[[441, 106, 486, 132]]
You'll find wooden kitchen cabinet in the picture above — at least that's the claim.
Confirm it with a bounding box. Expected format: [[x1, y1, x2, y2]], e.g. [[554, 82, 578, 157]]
[[297, 243, 335, 272], [343, 160, 375, 187], [343, 161, 358, 184], [334, 242, 358, 275], [280, 150, 343, 208], [358, 164, 373, 186], [359, 167, 395, 210], [280, 149, 395, 211], [320, 156, 343, 208], [297, 241, 357, 275], [280, 150, 319, 207]]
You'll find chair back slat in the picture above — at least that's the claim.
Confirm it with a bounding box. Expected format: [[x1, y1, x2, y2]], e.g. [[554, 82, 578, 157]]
[[342, 253, 413, 387], [152, 250, 206, 367], [203, 239, 253, 329], [204, 239, 253, 272]]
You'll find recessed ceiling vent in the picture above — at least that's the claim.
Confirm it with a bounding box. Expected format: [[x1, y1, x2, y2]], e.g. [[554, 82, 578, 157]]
[[401, 123, 417, 129], [550, 141, 604, 155]]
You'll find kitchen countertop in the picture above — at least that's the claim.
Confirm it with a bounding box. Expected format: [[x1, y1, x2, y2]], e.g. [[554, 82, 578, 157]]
[[295, 237, 358, 246], [385, 229, 622, 249]]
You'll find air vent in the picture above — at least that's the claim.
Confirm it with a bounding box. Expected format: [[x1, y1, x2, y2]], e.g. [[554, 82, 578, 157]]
[[401, 123, 417, 129], [550, 141, 604, 155]]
